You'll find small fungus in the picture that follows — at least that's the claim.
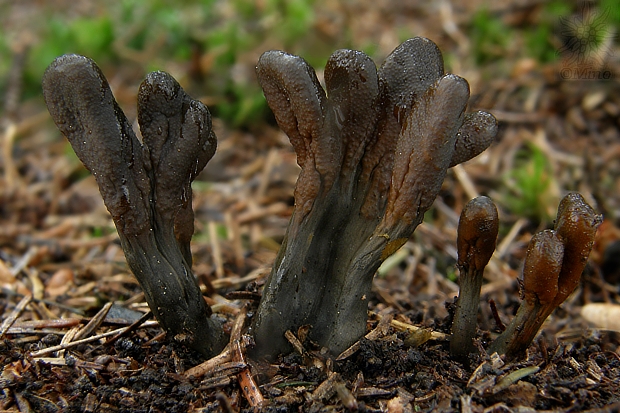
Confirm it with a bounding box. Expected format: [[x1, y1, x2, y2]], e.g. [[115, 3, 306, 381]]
[[489, 193, 601, 359], [450, 196, 499, 360]]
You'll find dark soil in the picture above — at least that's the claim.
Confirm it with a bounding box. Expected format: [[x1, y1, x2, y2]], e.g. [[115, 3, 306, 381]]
[[2, 293, 620, 412]]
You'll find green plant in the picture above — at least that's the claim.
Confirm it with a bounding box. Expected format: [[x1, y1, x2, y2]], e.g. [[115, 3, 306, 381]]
[[501, 143, 557, 224], [265, 0, 316, 49], [521, 1, 572, 64], [9, 1, 281, 126], [524, 24, 557, 63], [469, 8, 512, 66], [23, 16, 115, 100], [199, 0, 319, 126], [467, 2, 589, 68], [600, 0, 620, 28]]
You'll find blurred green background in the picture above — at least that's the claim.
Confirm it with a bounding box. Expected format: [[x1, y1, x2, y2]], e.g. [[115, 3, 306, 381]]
[[2, 0, 617, 128]]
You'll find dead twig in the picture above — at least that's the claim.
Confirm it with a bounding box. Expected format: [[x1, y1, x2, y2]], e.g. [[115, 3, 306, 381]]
[[29, 320, 158, 357], [31, 356, 105, 370], [103, 311, 153, 347], [73, 302, 113, 341], [186, 346, 233, 378], [285, 329, 305, 356], [8, 318, 82, 329], [312, 371, 346, 402], [231, 305, 264, 408], [56, 326, 80, 358], [337, 313, 393, 361], [0, 289, 85, 316], [371, 311, 450, 341], [0, 294, 32, 339]]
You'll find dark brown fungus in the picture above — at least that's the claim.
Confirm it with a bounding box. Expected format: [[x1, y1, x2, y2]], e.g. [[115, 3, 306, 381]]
[[381, 74, 470, 233], [456, 197, 500, 272], [522, 230, 565, 307], [489, 193, 601, 359], [360, 37, 445, 220], [553, 192, 602, 305], [324, 49, 380, 188], [451, 196, 499, 360], [252, 38, 497, 358], [42, 55, 225, 357], [255, 51, 332, 221], [450, 111, 498, 168]]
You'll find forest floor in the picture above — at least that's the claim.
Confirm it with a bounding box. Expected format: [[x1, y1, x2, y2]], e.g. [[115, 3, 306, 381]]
[[1, 1, 620, 412]]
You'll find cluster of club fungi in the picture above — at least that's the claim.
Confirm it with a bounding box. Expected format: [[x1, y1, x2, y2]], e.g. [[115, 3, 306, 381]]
[[42, 38, 601, 365], [451, 193, 601, 362]]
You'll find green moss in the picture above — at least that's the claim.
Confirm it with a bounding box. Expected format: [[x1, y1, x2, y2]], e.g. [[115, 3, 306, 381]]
[[469, 8, 512, 65], [500, 143, 557, 224]]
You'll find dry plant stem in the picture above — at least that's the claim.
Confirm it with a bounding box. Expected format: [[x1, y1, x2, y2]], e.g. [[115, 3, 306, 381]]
[[230, 305, 264, 407], [185, 346, 233, 378], [73, 301, 113, 341], [451, 196, 498, 360], [253, 38, 497, 357], [489, 193, 601, 358], [29, 321, 159, 357], [0, 294, 32, 339], [42, 55, 225, 357]]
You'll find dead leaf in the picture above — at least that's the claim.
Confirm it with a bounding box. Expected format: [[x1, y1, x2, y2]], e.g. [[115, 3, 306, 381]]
[[46, 268, 74, 297], [0, 259, 16, 283]]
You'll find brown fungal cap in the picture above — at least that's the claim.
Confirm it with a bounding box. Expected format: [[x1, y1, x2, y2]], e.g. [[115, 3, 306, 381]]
[[256, 50, 329, 171], [324, 49, 379, 181], [450, 111, 498, 167], [383, 74, 470, 231], [359, 38, 446, 218], [137, 71, 217, 262], [522, 229, 565, 306], [457, 196, 500, 271], [42, 54, 151, 236], [489, 193, 601, 359], [451, 197, 498, 360], [554, 192, 602, 304], [256, 50, 336, 217], [378, 37, 444, 113], [138, 71, 217, 195]]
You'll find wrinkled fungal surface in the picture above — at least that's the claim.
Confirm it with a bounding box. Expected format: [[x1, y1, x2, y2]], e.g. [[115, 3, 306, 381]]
[[489, 193, 602, 359], [253, 38, 498, 358], [42, 55, 225, 357]]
